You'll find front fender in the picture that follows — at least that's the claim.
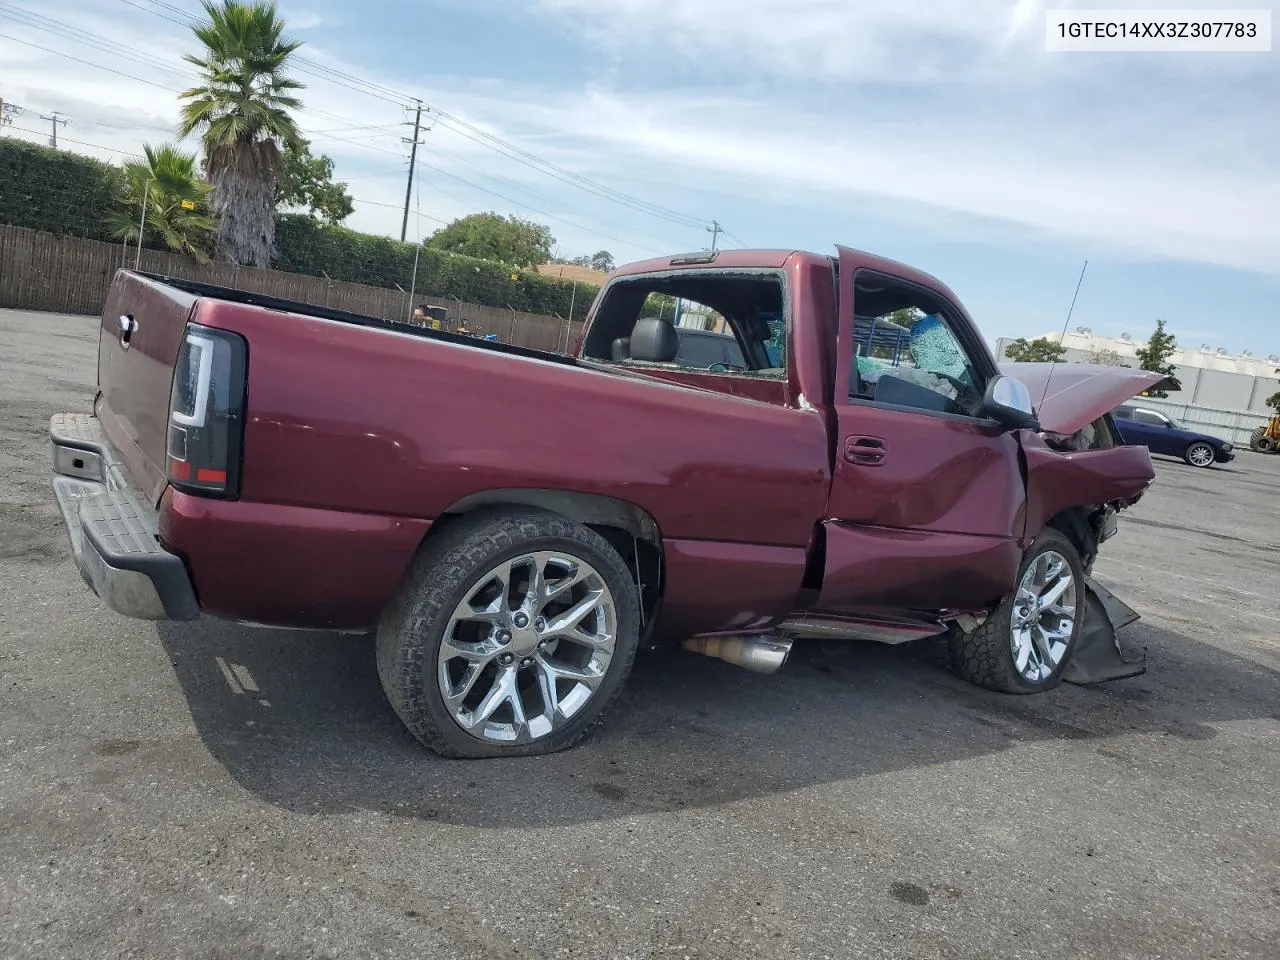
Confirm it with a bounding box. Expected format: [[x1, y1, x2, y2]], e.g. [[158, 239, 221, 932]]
[[1019, 431, 1155, 540]]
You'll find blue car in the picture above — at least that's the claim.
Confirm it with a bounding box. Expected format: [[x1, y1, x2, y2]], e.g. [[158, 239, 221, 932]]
[[1111, 404, 1234, 468]]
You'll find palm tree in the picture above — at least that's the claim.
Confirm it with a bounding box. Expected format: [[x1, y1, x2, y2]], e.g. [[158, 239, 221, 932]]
[[105, 143, 217, 263], [178, 0, 305, 267]]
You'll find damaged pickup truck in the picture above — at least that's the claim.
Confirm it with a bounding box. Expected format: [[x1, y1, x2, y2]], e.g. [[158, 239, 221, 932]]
[[50, 246, 1172, 758]]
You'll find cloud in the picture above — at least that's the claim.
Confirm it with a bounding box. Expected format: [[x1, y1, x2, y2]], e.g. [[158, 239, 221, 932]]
[[516, 0, 1275, 84], [2, 0, 1277, 275], [279, 7, 323, 31]]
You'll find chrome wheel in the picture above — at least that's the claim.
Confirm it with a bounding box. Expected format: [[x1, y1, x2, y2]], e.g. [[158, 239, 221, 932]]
[[1187, 443, 1215, 467], [437, 551, 617, 744], [1009, 550, 1077, 683]]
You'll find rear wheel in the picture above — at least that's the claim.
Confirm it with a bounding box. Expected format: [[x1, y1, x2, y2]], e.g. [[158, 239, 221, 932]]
[[1258, 437, 1278, 454], [947, 530, 1084, 694], [1249, 427, 1268, 452], [1184, 442, 1216, 468], [376, 508, 641, 758]]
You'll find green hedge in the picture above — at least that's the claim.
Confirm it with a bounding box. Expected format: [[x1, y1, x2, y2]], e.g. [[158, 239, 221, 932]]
[[0, 138, 599, 317], [274, 216, 597, 315], [0, 139, 123, 242]]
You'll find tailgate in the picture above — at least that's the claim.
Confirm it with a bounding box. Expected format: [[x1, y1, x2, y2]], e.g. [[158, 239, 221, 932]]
[[95, 271, 198, 506]]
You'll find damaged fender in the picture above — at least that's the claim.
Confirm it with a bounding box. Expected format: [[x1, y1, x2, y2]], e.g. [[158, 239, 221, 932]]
[[1062, 577, 1147, 685]]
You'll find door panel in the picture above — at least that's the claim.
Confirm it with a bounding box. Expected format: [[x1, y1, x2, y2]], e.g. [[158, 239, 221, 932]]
[[817, 246, 1026, 614]]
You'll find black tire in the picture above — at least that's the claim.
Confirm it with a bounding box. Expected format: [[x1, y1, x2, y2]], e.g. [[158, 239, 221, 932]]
[[947, 529, 1085, 694], [1258, 437, 1278, 454], [1249, 427, 1267, 452], [376, 507, 641, 759], [1184, 441, 1216, 468]]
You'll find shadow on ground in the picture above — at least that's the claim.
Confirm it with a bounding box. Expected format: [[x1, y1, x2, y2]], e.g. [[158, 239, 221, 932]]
[[155, 615, 1280, 829]]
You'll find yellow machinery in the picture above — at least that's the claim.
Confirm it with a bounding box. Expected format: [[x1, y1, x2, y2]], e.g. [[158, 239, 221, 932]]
[[1249, 415, 1280, 454]]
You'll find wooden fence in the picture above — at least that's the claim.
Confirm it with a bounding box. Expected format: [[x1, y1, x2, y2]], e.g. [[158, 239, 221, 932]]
[[0, 225, 587, 354]]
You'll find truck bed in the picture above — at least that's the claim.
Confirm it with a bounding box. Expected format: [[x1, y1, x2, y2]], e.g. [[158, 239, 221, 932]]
[[135, 272, 580, 369]]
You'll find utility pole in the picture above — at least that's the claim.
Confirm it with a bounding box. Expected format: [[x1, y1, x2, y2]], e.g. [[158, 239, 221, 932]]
[[40, 111, 69, 148], [400, 100, 424, 243], [706, 220, 722, 252], [0, 97, 24, 132]]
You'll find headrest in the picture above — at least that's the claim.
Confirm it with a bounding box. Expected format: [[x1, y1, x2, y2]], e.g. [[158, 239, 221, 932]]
[[610, 337, 631, 362], [629, 316, 678, 363]]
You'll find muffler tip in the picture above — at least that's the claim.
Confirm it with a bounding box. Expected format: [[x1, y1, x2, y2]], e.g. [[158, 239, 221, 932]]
[[682, 635, 794, 675]]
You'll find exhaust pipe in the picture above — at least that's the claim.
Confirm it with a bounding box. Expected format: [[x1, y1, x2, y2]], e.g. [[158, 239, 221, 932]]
[[681, 635, 793, 674]]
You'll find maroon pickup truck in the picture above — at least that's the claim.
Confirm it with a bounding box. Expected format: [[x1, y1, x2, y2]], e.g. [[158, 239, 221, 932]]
[[51, 246, 1172, 758]]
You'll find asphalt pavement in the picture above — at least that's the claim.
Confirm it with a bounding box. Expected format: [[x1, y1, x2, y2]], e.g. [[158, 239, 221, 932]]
[[2, 307, 1278, 960]]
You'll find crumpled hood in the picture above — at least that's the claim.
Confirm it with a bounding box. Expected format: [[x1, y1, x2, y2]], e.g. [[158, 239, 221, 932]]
[[998, 362, 1180, 435]]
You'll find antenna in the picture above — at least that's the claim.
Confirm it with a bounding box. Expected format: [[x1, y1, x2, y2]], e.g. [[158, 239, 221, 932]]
[[1038, 259, 1089, 412]]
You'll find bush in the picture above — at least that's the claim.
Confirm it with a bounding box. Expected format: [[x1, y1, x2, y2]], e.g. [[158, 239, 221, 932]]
[[0, 139, 123, 242], [274, 216, 597, 315]]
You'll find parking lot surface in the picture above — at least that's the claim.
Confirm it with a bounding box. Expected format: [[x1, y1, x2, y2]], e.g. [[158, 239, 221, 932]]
[[2, 308, 1278, 960]]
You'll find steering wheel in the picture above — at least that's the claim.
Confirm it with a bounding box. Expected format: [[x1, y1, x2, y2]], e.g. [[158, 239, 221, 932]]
[[708, 362, 747, 374], [930, 371, 983, 411]]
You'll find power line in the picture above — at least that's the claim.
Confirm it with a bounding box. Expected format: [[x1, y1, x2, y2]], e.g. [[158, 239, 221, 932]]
[[428, 112, 708, 230], [0, 32, 182, 93], [5, 123, 141, 156], [410, 156, 660, 255]]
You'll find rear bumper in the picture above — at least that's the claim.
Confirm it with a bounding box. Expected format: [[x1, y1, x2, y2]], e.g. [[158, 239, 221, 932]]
[[50, 413, 199, 621]]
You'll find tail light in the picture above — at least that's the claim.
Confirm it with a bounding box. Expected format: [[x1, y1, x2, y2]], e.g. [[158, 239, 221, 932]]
[[166, 322, 247, 498]]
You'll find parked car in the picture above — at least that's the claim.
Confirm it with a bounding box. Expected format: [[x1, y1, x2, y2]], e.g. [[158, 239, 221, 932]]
[[1111, 403, 1234, 468], [51, 247, 1172, 759]]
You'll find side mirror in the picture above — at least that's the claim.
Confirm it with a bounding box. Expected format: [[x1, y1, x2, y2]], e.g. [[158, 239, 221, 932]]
[[982, 375, 1040, 431]]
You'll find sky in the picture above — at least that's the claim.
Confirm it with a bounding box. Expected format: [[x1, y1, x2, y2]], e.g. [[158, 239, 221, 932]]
[[0, 0, 1277, 352]]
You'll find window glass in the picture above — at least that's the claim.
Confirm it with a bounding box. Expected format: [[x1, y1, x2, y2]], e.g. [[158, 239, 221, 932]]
[[584, 273, 786, 380], [1132, 410, 1167, 426], [850, 300, 984, 418]]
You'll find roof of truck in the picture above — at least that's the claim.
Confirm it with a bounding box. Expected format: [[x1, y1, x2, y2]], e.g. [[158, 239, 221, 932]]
[[609, 248, 957, 303]]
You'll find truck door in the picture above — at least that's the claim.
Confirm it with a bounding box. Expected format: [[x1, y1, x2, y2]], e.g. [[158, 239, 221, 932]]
[[815, 247, 1026, 614]]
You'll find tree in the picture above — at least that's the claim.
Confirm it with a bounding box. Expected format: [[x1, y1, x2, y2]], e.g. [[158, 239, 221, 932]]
[[570, 250, 615, 272], [277, 139, 353, 225], [104, 143, 217, 262], [1264, 390, 1280, 412], [1086, 347, 1128, 366], [1135, 319, 1178, 398], [179, 0, 305, 266], [426, 212, 554, 267], [1004, 336, 1067, 363], [883, 307, 925, 329]]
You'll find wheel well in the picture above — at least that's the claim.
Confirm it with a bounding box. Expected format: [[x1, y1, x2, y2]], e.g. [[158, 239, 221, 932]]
[[1045, 506, 1099, 568], [428, 489, 665, 628]]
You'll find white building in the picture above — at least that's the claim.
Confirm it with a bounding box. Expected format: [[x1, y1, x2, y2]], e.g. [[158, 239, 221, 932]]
[[994, 328, 1280, 446]]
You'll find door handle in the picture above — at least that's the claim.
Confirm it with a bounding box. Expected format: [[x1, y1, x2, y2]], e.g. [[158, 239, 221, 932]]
[[117, 314, 138, 350], [844, 435, 887, 466]]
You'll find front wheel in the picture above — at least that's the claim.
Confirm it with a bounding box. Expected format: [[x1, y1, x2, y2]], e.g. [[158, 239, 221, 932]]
[[947, 530, 1084, 694], [1184, 442, 1216, 468], [376, 508, 641, 758], [1249, 427, 1267, 452]]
